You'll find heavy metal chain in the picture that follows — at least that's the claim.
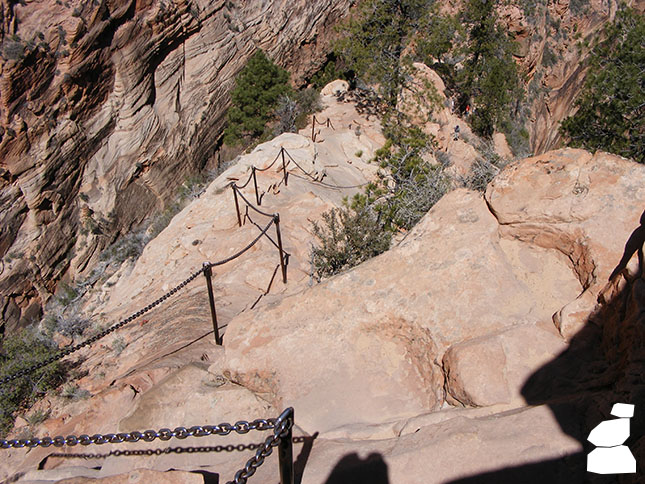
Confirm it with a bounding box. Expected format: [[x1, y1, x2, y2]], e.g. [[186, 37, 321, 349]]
[[228, 415, 292, 484], [283, 149, 367, 190], [0, 267, 206, 386], [0, 419, 277, 449]]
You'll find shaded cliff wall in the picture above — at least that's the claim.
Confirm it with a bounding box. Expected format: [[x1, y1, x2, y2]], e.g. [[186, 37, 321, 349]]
[[0, 0, 354, 332], [498, 0, 642, 154]]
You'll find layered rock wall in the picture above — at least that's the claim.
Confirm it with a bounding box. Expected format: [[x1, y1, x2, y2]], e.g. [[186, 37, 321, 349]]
[[0, 0, 353, 332], [498, 0, 641, 154]]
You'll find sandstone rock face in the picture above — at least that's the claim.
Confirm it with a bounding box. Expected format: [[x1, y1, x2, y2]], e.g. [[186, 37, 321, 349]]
[[222, 187, 582, 433], [3, 137, 645, 482], [486, 148, 645, 339], [0, 91, 387, 483], [443, 321, 567, 407], [0, 0, 354, 333], [495, 0, 639, 155]]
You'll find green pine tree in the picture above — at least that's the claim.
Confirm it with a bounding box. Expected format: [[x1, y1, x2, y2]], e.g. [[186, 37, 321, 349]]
[[560, 7, 644, 163], [457, 0, 522, 138], [223, 50, 291, 145], [336, 0, 433, 108]]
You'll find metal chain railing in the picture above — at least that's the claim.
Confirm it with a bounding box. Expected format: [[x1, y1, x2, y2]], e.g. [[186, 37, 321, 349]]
[[0, 266, 206, 386], [0, 419, 276, 449], [1, 216, 285, 384], [229, 185, 288, 285], [1, 407, 295, 484], [228, 408, 293, 484], [282, 149, 369, 190], [311, 115, 334, 142]]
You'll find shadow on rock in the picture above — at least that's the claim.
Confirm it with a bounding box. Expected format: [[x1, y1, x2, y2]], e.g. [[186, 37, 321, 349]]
[[323, 452, 390, 484], [447, 220, 645, 484]]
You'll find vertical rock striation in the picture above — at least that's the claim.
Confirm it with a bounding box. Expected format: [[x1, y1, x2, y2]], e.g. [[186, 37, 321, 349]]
[[0, 0, 354, 332]]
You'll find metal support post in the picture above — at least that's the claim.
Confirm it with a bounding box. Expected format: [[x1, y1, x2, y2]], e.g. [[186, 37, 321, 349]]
[[252, 166, 261, 206], [277, 408, 294, 484], [311, 115, 316, 142], [203, 263, 221, 345], [281, 148, 288, 186], [231, 184, 242, 227], [274, 215, 287, 284]]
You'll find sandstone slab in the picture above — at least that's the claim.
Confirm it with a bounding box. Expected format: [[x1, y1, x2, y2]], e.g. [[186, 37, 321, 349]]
[[486, 148, 645, 339], [223, 189, 580, 433]]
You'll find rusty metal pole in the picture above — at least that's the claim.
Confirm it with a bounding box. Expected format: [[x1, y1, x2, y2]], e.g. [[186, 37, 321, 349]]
[[311, 115, 316, 142], [202, 263, 221, 345], [277, 407, 294, 484], [252, 166, 261, 206], [274, 215, 287, 284], [281, 148, 288, 186], [231, 184, 242, 227]]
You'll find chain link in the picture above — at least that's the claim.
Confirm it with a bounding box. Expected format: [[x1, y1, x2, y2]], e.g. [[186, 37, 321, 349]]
[[283, 149, 368, 190], [0, 419, 277, 450], [2, 408, 294, 484], [0, 266, 206, 386], [227, 415, 292, 484]]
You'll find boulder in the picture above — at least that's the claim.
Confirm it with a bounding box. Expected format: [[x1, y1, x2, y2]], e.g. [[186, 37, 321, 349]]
[[486, 148, 645, 339], [443, 322, 568, 407], [321, 80, 349, 97], [223, 189, 581, 432]]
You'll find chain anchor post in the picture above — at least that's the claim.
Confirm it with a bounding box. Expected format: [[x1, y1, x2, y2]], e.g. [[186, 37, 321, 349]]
[[203, 263, 221, 345], [278, 407, 294, 484], [252, 166, 261, 206], [231, 184, 242, 227], [281, 147, 288, 186], [273, 215, 287, 284]]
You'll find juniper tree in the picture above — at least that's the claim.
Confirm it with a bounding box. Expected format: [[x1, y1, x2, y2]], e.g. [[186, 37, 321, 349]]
[[336, 0, 433, 108], [457, 0, 522, 138], [560, 7, 644, 163], [223, 50, 291, 145]]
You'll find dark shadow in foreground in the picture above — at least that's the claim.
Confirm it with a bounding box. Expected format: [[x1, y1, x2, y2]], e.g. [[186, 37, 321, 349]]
[[447, 218, 645, 484], [323, 452, 390, 484]]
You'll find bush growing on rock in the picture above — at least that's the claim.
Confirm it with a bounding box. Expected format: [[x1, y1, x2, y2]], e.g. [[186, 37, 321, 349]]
[[362, 122, 450, 230], [274, 88, 322, 135], [560, 6, 644, 163], [310, 206, 391, 279], [223, 50, 291, 145], [0, 329, 65, 436]]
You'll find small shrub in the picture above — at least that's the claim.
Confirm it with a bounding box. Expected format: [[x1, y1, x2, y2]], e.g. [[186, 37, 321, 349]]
[[0, 328, 65, 436], [43, 305, 90, 338], [460, 143, 508, 192], [569, 0, 589, 16], [61, 383, 90, 401], [310, 206, 391, 280], [25, 408, 50, 426], [294, 88, 322, 118], [111, 336, 126, 356], [355, 150, 363, 158], [274, 95, 299, 134], [386, 166, 451, 229], [274, 88, 322, 136], [99, 231, 148, 265], [435, 150, 451, 167], [542, 45, 558, 68], [2, 41, 25, 60], [56, 282, 80, 306]]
